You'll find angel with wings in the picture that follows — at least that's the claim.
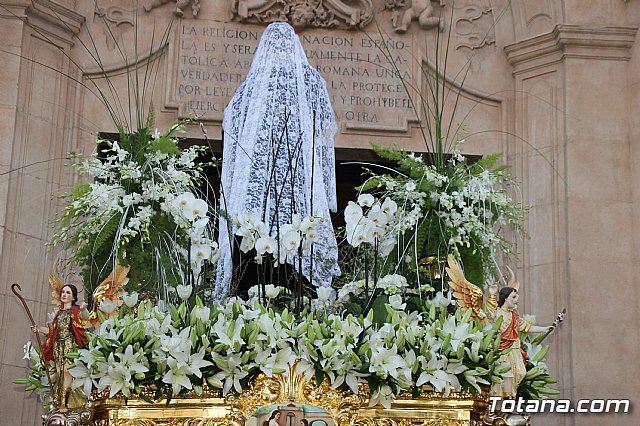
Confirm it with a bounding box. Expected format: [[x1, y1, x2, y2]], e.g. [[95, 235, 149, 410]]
[[445, 255, 559, 398], [31, 263, 129, 411]]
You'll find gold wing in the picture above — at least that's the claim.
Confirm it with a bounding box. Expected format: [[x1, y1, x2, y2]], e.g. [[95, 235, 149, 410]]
[[89, 262, 130, 326], [49, 274, 65, 312], [445, 255, 488, 321], [505, 265, 520, 290]]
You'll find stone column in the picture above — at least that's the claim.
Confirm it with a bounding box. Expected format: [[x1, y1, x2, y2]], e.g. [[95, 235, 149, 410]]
[[506, 25, 638, 426], [0, 1, 84, 423]]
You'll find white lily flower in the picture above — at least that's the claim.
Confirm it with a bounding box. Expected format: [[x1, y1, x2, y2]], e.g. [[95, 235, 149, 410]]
[[264, 284, 281, 299], [369, 383, 394, 409], [255, 347, 293, 376], [441, 316, 473, 352], [22, 341, 33, 360], [369, 345, 406, 380], [211, 353, 249, 395], [123, 292, 139, 308], [316, 286, 333, 302], [432, 291, 453, 308], [69, 361, 94, 397], [193, 306, 210, 322], [176, 284, 192, 300], [388, 294, 406, 311], [99, 299, 119, 314]]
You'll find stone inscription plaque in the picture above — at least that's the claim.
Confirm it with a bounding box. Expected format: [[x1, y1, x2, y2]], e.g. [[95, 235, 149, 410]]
[[170, 21, 420, 133]]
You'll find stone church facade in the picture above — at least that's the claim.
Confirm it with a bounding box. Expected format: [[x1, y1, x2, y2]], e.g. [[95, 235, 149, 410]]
[[1, 1, 639, 425]]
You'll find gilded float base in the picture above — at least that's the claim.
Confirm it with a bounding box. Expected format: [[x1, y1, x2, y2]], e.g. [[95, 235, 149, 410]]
[[90, 373, 493, 426]]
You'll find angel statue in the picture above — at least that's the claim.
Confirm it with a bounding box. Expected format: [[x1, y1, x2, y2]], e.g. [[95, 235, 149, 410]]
[[445, 255, 561, 398], [30, 264, 129, 411]]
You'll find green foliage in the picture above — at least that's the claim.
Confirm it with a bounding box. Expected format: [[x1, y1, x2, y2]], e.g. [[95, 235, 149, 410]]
[[91, 213, 121, 255], [148, 135, 181, 156]]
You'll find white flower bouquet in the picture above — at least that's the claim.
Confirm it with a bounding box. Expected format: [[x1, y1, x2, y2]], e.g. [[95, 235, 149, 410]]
[[50, 120, 219, 301]]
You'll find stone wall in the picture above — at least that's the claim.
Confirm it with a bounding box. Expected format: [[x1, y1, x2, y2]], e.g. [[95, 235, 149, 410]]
[[0, 1, 638, 425]]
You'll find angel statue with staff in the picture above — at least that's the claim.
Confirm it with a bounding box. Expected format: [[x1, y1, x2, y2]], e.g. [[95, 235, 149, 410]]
[[446, 255, 564, 398], [21, 264, 129, 412]]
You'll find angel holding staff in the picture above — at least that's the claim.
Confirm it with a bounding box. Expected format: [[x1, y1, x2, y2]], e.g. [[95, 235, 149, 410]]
[[30, 277, 90, 411], [446, 255, 563, 397], [27, 264, 129, 411]]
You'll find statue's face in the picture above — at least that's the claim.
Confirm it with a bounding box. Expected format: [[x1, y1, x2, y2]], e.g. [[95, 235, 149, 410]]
[[61, 286, 74, 305], [275, 413, 281, 420], [505, 290, 519, 309]]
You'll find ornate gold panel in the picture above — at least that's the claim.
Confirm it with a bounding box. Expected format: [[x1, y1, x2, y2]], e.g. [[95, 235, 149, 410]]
[[91, 368, 489, 426]]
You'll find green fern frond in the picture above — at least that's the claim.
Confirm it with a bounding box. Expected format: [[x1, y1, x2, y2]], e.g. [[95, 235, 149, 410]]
[[148, 135, 181, 156], [91, 213, 121, 255], [371, 143, 407, 162], [470, 152, 503, 174]]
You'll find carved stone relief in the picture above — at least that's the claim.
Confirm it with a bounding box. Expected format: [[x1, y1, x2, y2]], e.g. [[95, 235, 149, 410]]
[[385, 0, 445, 33], [93, 4, 134, 50], [144, 0, 201, 18], [451, 0, 495, 73], [231, 0, 374, 30]]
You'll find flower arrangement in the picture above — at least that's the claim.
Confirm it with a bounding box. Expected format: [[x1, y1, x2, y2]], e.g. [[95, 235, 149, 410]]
[[50, 120, 219, 302], [16, 121, 553, 408], [352, 145, 525, 286], [20, 287, 505, 409]]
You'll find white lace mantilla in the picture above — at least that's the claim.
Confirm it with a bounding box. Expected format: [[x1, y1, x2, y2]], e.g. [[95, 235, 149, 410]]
[[215, 22, 340, 299]]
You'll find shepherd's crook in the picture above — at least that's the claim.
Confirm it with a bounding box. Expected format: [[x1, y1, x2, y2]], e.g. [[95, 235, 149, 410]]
[[11, 283, 55, 401]]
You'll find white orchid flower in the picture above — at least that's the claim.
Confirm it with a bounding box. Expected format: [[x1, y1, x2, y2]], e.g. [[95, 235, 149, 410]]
[[381, 197, 397, 215], [190, 243, 212, 262], [239, 234, 256, 253], [255, 236, 277, 255], [357, 193, 375, 207], [188, 198, 208, 220]]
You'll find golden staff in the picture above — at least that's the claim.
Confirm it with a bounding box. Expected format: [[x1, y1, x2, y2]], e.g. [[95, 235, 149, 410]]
[[11, 283, 56, 400]]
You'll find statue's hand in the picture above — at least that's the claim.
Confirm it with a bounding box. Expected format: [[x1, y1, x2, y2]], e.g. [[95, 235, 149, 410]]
[[31, 325, 48, 334], [488, 284, 498, 295], [79, 301, 88, 310]]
